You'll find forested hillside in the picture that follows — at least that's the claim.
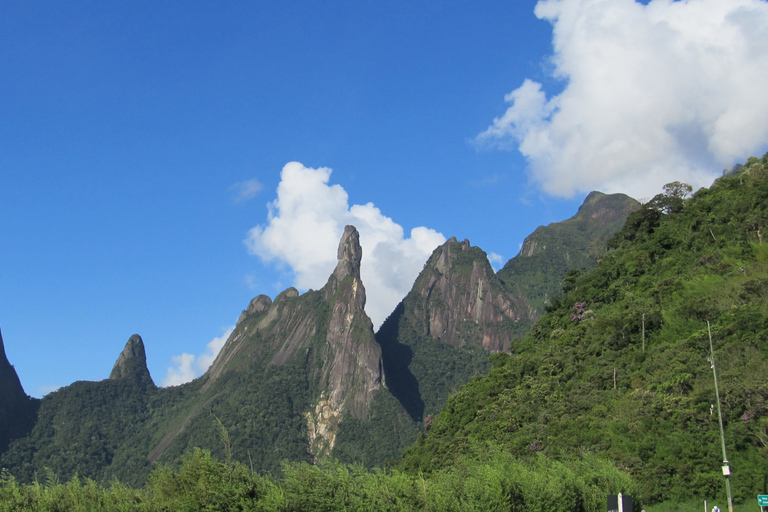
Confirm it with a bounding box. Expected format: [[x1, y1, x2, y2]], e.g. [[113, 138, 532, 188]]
[[401, 155, 768, 505], [497, 191, 639, 321]]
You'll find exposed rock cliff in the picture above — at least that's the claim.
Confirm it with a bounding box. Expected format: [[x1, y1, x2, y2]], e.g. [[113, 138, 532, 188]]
[[406, 237, 529, 352], [177, 226, 384, 461], [0, 327, 26, 412], [376, 238, 528, 420], [319, 225, 382, 420], [109, 334, 154, 385]]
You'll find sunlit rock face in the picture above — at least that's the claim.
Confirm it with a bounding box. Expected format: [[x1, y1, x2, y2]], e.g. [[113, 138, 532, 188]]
[[406, 237, 527, 353], [109, 334, 154, 385], [202, 225, 383, 460]]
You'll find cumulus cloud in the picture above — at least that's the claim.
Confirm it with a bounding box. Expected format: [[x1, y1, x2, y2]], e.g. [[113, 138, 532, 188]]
[[231, 179, 264, 203], [162, 326, 234, 387], [488, 252, 504, 271], [477, 0, 768, 198], [245, 162, 446, 328]]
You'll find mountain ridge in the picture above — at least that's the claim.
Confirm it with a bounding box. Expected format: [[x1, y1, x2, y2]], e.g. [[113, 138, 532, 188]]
[[0, 191, 640, 486], [400, 156, 768, 505]]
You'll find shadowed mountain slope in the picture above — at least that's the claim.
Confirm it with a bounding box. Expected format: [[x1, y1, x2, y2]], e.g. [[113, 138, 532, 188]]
[[0, 327, 37, 454], [376, 237, 529, 421]]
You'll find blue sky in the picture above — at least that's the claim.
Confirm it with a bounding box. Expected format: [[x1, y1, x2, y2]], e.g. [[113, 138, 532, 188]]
[[2, 0, 767, 395]]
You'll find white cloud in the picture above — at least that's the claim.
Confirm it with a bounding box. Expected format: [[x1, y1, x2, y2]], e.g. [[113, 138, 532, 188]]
[[36, 385, 61, 397], [245, 162, 446, 328], [163, 353, 195, 387], [488, 252, 504, 271], [162, 326, 235, 387], [477, 0, 768, 199], [231, 179, 264, 203]]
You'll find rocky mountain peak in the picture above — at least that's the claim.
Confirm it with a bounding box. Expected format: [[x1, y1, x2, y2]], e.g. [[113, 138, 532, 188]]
[[237, 294, 273, 325], [405, 237, 525, 352], [0, 327, 13, 370], [109, 334, 154, 384], [196, 225, 382, 461], [497, 191, 639, 321], [331, 225, 362, 283], [576, 191, 639, 225]]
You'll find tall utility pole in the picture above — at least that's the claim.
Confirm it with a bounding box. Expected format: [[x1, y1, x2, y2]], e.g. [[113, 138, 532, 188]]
[[708, 320, 734, 512]]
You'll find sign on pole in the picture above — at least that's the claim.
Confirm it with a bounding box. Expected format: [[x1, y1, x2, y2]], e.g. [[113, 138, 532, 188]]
[[757, 494, 768, 506], [607, 494, 633, 512]]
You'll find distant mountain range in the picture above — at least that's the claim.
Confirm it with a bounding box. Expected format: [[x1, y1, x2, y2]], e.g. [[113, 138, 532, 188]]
[[0, 191, 639, 486]]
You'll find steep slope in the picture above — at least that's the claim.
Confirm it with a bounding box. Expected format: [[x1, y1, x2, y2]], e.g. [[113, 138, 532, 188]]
[[0, 327, 37, 453], [147, 225, 410, 472], [497, 191, 640, 322], [401, 155, 768, 505], [376, 238, 529, 421]]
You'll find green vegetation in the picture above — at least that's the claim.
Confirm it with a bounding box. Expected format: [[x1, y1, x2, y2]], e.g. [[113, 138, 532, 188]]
[[0, 448, 635, 511], [401, 154, 768, 506], [498, 191, 639, 320], [375, 240, 517, 424], [4, 155, 768, 509], [0, 374, 157, 487]]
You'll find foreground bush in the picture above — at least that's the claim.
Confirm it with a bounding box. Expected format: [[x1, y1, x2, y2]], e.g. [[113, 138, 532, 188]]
[[1, 448, 636, 511]]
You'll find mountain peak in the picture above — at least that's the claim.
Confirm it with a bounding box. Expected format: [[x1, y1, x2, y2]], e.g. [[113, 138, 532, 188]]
[[406, 237, 524, 351], [331, 225, 362, 283], [575, 190, 639, 224], [109, 334, 153, 384]]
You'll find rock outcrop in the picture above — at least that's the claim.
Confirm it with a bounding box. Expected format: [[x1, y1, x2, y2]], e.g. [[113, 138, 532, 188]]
[[0, 327, 28, 419], [375, 237, 528, 421], [193, 225, 383, 460], [405, 237, 528, 352], [0, 327, 27, 411], [109, 334, 154, 385], [319, 225, 382, 419]]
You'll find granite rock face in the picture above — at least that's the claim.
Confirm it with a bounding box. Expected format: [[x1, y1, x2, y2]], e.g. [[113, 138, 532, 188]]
[[320, 225, 382, 418], [109, 334, 154, 385], [0, 327, 26, 409], [406, 237, 528, 352], [374, 237, 529, 421], [199, 225, 383, 459]]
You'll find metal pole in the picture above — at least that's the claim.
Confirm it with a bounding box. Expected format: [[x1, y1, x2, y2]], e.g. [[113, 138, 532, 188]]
[[708, 320, 734, 512]]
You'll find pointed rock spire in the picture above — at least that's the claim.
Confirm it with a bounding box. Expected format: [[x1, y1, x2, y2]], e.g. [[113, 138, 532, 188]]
[[332, 225, 362, 282], [109, 334, 154, 385]]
